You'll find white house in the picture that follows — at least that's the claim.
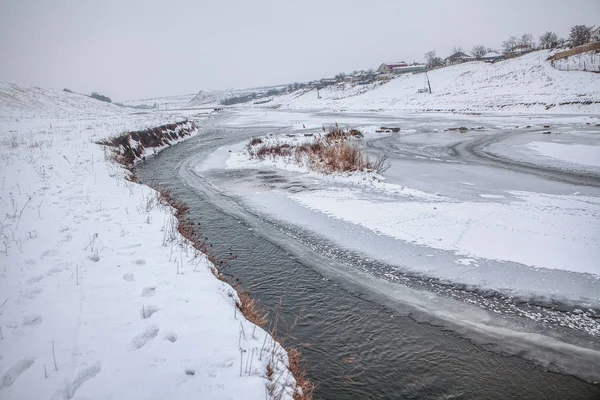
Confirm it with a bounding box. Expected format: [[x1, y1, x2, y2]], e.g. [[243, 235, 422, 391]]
[[378, 62, 408, 74], [445, 52, 474, 66], [480, 51, 503, 63]]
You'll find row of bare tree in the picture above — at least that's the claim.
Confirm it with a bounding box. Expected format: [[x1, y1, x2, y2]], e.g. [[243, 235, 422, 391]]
[[424, 25, 596, 68]]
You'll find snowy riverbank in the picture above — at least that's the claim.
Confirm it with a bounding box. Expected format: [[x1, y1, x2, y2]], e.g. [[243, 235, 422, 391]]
[[0, 85, 297, 399]]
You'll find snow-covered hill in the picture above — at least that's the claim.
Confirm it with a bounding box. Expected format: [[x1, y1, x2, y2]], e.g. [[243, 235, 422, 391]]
[[0, 84, 297, 400], [187, 85, 288, 108], [0, 82, 125, 119], [121, 93, 197, 110], [236, 50, 600, 114]]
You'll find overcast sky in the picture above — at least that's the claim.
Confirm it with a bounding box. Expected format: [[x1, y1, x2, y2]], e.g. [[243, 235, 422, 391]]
[[1, 0, 598, 101]]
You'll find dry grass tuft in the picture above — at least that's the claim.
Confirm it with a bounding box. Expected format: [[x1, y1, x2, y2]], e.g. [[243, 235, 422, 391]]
[[288, 348, 315, 400], [235, 286, 268, 327], [249, 137, 263, 146], [247, 125, 390, 176]]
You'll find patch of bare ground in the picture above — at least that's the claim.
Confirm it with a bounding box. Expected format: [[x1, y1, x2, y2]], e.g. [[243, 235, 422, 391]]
[[247, 125, 390, 175]]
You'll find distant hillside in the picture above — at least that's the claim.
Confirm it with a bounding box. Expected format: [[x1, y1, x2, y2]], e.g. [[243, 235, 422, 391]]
[[121, 93, 197, 110], [0, 82, 125, 118], [186, 85, 292, 108], [217, 50, 600, 114]]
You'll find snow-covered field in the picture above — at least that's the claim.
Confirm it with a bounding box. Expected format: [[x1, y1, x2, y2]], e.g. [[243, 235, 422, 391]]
[[0, 85, 296, 399]]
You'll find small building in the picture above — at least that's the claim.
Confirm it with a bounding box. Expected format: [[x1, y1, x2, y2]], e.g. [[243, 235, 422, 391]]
[[445, 52, 474, 66], [390, 64, 429, 74], [480, 51, 503, 63], [591, 26, 600, 43], [378, 62, 408, 74], [508, 44, 533, 57]]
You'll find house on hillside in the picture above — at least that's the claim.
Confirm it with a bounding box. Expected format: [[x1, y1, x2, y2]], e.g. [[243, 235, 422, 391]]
[[378, 62, 408, 74], [480, 51, 504, 63], [507, 44, 533, 57], [390, 63, 429, 74], [591, 26, 600, 43], [445, 52, 474, 66]]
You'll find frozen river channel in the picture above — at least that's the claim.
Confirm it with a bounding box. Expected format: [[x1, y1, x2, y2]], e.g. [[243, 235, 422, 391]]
[[137, 109, 600, 399]]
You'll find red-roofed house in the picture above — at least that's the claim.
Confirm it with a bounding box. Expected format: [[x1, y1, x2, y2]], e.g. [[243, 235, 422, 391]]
[[378, 62, 408, 73]]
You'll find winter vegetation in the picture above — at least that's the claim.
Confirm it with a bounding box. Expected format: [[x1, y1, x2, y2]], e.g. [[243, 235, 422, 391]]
[[245, 125, 390, 176], [90, 91, 112, 103]]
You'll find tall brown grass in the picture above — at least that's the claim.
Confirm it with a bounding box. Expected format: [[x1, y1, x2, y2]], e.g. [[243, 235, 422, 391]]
[[247, 126, 390, 175]]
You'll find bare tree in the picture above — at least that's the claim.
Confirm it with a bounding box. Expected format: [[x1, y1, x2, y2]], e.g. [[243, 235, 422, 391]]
[[334, 72, 347, 81], [502, 36, 518, 55], [569, 25, 592, 47], [519, 33, 536, 50], [452, 45, 464, 54], [424, 50, 444, 67], [471, 45, 487, 59], [539, 31, 559, 49]]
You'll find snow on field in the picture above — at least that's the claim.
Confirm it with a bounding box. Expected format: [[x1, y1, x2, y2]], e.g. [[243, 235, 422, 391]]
[[0, 83, 125, 119], [525, 142, 600, 168], [0, 84, 295, 399], [287, 188, 600, 276], [257, 50, 600, 114]]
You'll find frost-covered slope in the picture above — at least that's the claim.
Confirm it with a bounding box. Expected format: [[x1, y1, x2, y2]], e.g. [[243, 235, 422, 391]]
[[0, 84, 297, 400], [268, 50, 600, 113], [122, 93, 197, 110], [187, 85, 288, 108], [0, 82, 124, 118]]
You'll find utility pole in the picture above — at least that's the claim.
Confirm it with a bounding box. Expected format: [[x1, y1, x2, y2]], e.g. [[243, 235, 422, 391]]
[[425, 72, 432, 94]]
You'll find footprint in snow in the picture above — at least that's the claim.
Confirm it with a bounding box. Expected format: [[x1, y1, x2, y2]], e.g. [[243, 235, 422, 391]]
[[26, 274, 45, 284], [164, 332, 178, 343], [0, 358, 35, 389], [18, 287, 43, 305], [141, 287, 156, 297], [122, 273, 134, 282], [22, 314, 43, 326], [51, 362, 101, 400], [40, 249, 58, 259], [134, 259, 146, 266], [141, 305, 159, 319], [130, 325, 159, 350]]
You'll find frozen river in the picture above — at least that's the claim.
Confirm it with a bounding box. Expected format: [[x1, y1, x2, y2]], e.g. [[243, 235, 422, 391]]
[[137, 109, 600, 398]]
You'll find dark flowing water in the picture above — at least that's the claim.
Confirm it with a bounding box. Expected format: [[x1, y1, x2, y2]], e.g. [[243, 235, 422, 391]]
[[136, 124, 600, 399]]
